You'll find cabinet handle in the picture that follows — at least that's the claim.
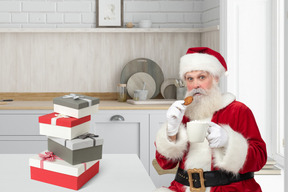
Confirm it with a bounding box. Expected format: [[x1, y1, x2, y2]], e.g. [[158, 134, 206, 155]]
[[110, 115, 125, 121]]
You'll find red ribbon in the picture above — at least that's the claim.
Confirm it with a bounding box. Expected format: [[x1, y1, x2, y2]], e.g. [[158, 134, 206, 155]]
[[38, 152, 87, 171], [38, 152, 62, 169]]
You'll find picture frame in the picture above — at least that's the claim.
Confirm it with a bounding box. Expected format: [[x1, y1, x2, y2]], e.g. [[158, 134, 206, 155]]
[[96, 0, 123, 28]]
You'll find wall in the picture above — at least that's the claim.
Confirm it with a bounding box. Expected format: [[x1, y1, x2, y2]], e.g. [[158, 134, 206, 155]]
[[0, 29, 219, 92], [0, 0, 219, 28], [0, 0, 220, 93], [202, 0, 220, 27], [222, 0, 271, 154]]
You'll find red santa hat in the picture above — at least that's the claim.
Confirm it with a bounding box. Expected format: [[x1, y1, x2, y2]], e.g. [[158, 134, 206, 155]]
[[179, 47, 227, 80]]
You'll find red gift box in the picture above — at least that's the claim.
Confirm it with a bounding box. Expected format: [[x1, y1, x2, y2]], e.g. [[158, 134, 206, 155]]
[[30, 151, 99, 190], [39, 112, 90, 127], [39, 112, 91, 139]]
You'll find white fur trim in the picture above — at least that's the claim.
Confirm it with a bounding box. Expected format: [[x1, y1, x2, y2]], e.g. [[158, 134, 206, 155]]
[[184, 139, 212, 171], [179, 53, 226, 80], [218, 93, 236, 110], [156, 123, 188, 160], [154, 187, 173, 192], [212, 124, 248, 174]]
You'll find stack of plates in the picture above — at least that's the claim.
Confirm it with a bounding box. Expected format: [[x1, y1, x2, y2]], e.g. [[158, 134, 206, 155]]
[[120, 58, 164, 99]]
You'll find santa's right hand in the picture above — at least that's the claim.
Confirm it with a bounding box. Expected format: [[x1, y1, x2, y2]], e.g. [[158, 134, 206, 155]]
[[166, 100, 187, 136]]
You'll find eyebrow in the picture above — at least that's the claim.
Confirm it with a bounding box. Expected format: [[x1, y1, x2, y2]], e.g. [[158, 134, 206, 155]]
[[186, 72, 208, 77]]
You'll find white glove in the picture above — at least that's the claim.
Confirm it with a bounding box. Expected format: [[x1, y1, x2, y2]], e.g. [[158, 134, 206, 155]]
[[206, 122, 228, 148], [166, 100, 187, 136]]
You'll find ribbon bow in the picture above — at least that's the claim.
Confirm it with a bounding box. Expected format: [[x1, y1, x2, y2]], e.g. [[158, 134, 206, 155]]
[[77, 133, 99, 146], [38, 152, 62, 169], [77, 133, 98, 140], [39, 151, 57, 161], [62, 93, 84, 100], [62, 93, 92, 106], [51, 113, 69, 125]]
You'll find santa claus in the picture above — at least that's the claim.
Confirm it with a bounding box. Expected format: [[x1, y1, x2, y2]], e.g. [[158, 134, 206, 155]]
[[155, 47, 267, 192]]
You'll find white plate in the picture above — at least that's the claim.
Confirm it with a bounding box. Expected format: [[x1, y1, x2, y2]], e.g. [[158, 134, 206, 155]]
[[127, 72, 156, 99], [120, 58, 164, 98]]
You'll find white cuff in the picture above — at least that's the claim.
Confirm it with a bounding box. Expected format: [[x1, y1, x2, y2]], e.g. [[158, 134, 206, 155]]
[[212, 124, 248, 174], [156, 123, 188, 160]]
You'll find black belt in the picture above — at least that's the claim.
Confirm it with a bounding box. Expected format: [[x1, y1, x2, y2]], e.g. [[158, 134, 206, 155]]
[[175, 168, 254, 191]]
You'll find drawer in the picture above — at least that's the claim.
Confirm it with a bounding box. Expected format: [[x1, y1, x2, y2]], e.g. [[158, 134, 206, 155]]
[[0, 140, 47, 153], [0, 110, 50, 135]]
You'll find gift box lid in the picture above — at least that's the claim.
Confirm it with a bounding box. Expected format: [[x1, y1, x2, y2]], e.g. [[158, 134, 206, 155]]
[[53, 94, 100, 110], [49, 133, 103, 150], [38, 112, 90, 127], [29, 151, 99, 177]]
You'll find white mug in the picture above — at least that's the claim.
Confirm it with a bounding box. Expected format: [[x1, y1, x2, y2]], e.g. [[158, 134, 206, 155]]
[[133, 90, 148, 101], [186, 121, 209, 143], [139, 20, 152, 28]]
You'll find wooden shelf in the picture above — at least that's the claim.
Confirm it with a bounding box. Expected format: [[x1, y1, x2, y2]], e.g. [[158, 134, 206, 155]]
[[0, 26, 219, 33]]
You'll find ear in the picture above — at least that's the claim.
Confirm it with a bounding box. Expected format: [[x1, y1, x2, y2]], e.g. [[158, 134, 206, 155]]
[[214, 76, 219, 83]]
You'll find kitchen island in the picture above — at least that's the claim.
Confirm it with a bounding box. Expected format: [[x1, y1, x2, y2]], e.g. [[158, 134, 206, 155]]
[[0, 154, 156, 192]]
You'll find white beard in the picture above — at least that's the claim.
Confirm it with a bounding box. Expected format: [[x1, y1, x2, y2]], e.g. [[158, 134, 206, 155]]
[[184, 82, 222, 120]]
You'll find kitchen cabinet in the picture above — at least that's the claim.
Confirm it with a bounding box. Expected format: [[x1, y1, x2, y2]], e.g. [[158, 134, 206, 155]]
[[149, 111, 175, 188], [0, 110, 52, 153], [92, 110, 149, 172]]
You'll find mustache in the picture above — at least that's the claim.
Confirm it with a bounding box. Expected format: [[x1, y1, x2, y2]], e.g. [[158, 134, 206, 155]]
[[187, 88, 207, 96]]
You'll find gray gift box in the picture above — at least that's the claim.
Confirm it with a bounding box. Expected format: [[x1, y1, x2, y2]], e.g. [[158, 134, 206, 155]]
[[53, 94, 100, 110], [48, 133, 103, 165]]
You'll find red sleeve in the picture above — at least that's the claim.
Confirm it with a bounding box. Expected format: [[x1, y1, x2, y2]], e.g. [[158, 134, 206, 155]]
[[237, 106, 267, 173], [213, 101, 267, 173], [155, 149, 179, 170]]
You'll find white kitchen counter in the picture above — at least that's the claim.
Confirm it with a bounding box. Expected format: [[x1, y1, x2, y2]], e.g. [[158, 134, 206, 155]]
[[0, 154, 156, 192], [0, 100, 171, 110]]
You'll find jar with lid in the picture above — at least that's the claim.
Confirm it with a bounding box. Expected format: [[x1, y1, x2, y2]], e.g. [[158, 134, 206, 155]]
[[117, 84, 127, 102]]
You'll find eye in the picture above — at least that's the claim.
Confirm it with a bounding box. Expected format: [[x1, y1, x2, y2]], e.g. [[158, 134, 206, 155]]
[[186, 77, 193, 81], [199, 75, 206, 80]]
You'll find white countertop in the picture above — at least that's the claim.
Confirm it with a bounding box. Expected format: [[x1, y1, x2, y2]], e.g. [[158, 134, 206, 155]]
[[0, 154, 156, 192], [0, 100, 171, 110]]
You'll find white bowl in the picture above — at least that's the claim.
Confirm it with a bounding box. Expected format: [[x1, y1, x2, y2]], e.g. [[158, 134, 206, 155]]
[[139, 20, 152, 28]]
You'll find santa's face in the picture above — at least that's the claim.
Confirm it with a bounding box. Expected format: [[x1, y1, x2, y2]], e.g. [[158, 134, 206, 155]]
[[184, 71, 218, 97], [184, 71, 221, 120]]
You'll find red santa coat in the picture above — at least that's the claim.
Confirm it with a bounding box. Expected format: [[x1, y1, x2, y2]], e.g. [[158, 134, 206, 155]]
[[155, 93, 267, 192]]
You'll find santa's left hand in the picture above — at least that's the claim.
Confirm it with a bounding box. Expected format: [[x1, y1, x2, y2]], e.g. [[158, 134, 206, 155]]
[[206, 122, 228, 148]]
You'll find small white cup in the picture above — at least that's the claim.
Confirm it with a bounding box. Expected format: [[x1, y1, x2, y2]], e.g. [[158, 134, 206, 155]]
[[186, 121, 209, 143], [133, 90, 148, 101], [139, 20, 152, 28]]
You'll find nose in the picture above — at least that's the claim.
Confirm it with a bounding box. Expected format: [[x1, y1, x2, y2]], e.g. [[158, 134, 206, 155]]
[[192, 80, 200, 89]]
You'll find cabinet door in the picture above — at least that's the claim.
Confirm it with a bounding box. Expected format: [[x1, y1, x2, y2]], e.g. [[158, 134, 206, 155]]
[[150, 112, 175, 188], [0, 110, 51, 153], [93, 110, 149, 172]]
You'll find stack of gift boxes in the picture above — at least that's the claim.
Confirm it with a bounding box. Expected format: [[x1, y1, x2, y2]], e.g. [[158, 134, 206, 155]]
[[29, 94, 103, 190]]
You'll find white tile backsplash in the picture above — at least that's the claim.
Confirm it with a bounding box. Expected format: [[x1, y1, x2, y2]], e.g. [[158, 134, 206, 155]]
[[29, 13, 46, 23], [12, 13, 28, 23], [57, 2, 92, 12], [47, 13, 63, 24], [0, 0, 219, 28], [0, 2, 21, 12], [22, 2, 55, 12], [64, 13, 81, 24], [0, 13, 11, 23]]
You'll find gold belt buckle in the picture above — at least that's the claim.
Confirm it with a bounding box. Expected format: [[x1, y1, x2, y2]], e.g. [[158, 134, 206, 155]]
[[187, 168, 206, 192]]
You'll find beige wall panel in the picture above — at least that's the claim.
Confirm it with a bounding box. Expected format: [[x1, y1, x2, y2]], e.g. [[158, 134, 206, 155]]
[[143, 33, 201, 79], [200, 30, 220, 51], [0, 31, 215, 92]]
